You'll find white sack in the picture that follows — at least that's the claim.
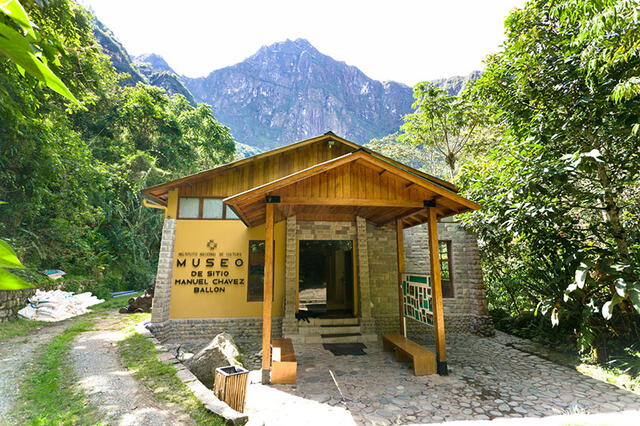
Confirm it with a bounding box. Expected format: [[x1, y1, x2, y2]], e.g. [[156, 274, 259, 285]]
[[18, 289, 104, 322]]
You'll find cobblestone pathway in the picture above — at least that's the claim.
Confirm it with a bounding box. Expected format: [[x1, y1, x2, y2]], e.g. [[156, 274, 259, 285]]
[[247, 333, 640, 425]]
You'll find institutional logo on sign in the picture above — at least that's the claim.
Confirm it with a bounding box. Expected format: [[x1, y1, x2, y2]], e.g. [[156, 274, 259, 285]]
[[206, 239, 218, 250]]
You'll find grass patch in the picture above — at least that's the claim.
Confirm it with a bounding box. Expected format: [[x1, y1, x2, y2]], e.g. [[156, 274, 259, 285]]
[[14, 320, 99, 425], [118, 331, 225, 425], [577, 363, 640, 394], [92, 292, 144, 312], [0, 317, 47, 340]]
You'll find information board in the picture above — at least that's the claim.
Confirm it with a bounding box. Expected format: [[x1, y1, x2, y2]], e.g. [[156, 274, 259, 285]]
[[401, 273, 434, 327]]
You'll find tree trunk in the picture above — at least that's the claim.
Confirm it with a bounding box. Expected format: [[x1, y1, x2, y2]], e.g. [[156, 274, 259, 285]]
[[595, 162, 630, 263]]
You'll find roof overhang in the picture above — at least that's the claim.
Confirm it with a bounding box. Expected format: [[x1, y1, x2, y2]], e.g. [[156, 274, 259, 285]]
[[140, 133, 460, 206], [224, 150, 480, 228]]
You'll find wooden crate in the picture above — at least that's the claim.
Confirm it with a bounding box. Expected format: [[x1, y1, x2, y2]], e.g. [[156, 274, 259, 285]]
[[214, 366, 249, 412]]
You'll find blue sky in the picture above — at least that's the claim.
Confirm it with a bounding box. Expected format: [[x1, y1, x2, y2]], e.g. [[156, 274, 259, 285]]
[[82, 0, 525, 85]]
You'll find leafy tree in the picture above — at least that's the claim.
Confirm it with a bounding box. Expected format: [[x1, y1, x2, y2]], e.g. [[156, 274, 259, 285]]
[[399, 83, 489, 178], [0, 0, 76, 101], [0, 0, 235, 293], [459, 0, 640, 359]]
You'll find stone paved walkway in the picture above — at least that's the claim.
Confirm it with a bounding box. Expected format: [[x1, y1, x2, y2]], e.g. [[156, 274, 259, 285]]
[[244, 333, 640, 425]]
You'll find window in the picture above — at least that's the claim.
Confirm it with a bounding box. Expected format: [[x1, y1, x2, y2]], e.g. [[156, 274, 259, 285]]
[[247, 240, 275, 302], [202, 198, 223, 219], [178, 197, 200, 218], [438, 240, 454, 298], [177, 197, 240, 220]]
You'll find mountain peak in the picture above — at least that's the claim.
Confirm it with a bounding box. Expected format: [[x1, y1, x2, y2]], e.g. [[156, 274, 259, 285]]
[[135, 53, 173, 73]]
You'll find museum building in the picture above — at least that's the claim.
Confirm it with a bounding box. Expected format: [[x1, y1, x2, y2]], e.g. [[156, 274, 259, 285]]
[[142, 133, 493, 378]]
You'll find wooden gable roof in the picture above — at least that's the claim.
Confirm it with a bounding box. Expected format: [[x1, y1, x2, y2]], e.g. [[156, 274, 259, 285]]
[[141, 133, 459, 206]]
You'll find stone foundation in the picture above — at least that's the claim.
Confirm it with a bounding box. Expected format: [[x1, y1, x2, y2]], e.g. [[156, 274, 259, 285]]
[[149, 317, 283, 343], [0, 289, 35, 322]]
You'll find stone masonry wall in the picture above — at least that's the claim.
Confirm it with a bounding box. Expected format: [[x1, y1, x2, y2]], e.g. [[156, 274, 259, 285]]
[[404, 220, 494, 337], [150, 218, 177, 324], [149, 317, 283, 343], [0, 289, 35, 322], [366, 223, 400, 336]]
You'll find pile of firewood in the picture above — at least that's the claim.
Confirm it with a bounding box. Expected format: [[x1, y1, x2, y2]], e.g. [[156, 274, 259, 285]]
[[119, 284, 154, 314]]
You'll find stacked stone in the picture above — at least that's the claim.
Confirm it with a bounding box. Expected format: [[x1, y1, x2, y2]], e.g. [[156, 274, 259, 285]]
[[150, 218, 177, 326], [150, 317, 283, 343], [0, 289, 36, 322]]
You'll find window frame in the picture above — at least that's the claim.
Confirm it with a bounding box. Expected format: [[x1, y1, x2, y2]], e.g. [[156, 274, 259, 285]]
[[247, 239, 275, 302], [438, 240, 455, 298], [177, 196, 240, 220]]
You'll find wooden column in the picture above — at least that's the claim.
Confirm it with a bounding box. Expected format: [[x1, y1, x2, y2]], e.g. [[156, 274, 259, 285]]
[[395, 218, 406, 336], [427, 207, 448, 375], [261, 202, 275, 383]]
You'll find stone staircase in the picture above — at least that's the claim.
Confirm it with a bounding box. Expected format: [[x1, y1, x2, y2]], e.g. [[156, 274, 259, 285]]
[[287, 317, 378, 344]]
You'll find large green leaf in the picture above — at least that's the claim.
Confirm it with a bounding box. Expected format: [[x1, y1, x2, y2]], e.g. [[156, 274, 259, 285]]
[[0, 267, 32, 290], [0, 239, 24, 269], [0, 22, 77, 102], [0, 0, 35, 38]]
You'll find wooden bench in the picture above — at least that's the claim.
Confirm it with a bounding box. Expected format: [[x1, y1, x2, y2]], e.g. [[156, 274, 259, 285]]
[[382, 333, 436, 376], [271, 338, 297, 384]]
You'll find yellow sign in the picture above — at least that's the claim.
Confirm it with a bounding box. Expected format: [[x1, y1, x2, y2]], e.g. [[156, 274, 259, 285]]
[[168, 220, 285, 319]]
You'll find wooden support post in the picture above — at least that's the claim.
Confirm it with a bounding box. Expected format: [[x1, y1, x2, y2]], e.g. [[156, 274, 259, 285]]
[[427, 207, 448, 375], [395, 218, 406, 337], [261, 202, 275, 383]]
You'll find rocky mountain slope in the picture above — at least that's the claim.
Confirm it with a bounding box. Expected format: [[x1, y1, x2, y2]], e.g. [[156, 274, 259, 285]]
[[183, 39, 415, 149], [92, 21, 194, 103], [94, 22, 477, 150]]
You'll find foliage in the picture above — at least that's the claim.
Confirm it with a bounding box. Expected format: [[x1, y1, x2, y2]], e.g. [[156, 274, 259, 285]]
[[118, 329, 226, 425], [458, 0, 640, 360], [0, 0, 235, 294], [0, 237, 31, 289], [365, 133, 439, 172], [0, 0, 77, 102], [13, 320, 97, 424], [399, 82, 492, 178]]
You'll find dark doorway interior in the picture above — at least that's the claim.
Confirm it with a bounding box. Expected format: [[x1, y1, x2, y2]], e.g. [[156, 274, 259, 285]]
[[298, 240, 354, 317]]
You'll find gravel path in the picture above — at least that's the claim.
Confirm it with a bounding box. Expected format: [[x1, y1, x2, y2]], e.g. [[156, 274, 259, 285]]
[[71, 314, 194, 425], [0, 321, 71, 424]]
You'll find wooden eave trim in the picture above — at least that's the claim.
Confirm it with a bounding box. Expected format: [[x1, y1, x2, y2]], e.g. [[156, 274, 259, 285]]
[[362, 148, 459, 193], [141, 191, 167, 207]]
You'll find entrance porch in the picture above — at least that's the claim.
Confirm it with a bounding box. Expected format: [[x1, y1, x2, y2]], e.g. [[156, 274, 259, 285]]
[[224, 149, 483, 382]]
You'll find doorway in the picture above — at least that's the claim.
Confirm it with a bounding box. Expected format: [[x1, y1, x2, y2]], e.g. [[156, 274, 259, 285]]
[[298, 240, 354, 317]]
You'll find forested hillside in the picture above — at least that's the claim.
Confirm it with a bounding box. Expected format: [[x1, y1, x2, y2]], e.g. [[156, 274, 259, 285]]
[[0, 0, 235, 296]]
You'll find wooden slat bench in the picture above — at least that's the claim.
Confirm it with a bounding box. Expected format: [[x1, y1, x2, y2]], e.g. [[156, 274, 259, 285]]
[[271, 338, 297, 384], [382, 333, 436, 376]]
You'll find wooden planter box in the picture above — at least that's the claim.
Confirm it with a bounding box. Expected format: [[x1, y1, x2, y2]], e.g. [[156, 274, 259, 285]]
[[213, 365, 249, 412]]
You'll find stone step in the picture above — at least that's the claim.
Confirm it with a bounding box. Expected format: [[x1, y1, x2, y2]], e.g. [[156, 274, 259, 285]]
[[298, 325, 362, 335], [298, 317, 359, 327], [286, 333, 378, 344]]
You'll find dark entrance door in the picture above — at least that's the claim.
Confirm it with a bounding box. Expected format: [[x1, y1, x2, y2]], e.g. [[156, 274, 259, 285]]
[[298, 240, 354, 316]]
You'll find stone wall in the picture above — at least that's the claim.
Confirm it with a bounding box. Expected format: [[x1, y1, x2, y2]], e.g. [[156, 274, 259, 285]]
[[150, 218, 176, 324], [150, 317, 283, 343], [366, 223, 400, 335], [0, 289, 35, 322], [404, 220, 494, 336]]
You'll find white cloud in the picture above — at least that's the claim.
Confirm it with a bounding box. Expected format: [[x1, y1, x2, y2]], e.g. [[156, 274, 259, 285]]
[[81, 0, 524, 85]]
